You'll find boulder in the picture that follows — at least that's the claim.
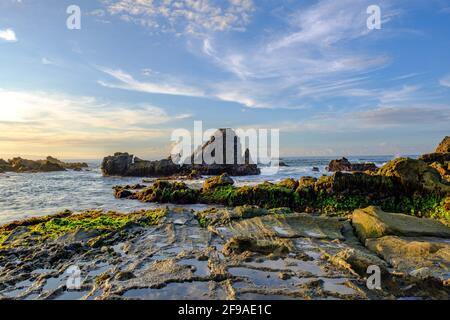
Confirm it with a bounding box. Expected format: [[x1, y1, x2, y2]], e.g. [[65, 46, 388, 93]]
[[352, 206, 450, 242], [436, 136, 450, 153], [376, 157, 450, 193], [203, 173, 234, 191], [326, 157, 377, 172]]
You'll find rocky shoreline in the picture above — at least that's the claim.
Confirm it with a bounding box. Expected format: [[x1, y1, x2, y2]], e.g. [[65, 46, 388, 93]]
[[0, 156, 88, 173], [0, 137, 449, 300]]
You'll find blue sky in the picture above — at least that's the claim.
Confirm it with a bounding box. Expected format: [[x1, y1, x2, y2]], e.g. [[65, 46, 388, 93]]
[[1, 0, 450, 159]]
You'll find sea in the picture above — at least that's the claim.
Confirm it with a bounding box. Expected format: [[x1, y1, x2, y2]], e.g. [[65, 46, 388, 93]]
[[0, 156, 404, 225]]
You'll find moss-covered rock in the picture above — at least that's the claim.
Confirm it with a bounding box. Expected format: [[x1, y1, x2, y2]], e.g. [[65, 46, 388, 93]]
[[277, 178, 299, 190], [136, 180, 200, 204], [0, 209, 167, 249], [200, 183, 300, 209], [202, 173, 234, 191], [376, 157, 450, 193]]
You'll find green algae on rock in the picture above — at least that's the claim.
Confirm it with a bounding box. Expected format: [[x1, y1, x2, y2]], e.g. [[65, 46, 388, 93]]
[[135, 180, 200, 204], [202, 173, 234, 191], [0, 209, 168, 249]]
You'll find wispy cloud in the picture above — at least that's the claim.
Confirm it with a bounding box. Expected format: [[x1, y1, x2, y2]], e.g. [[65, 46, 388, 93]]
[[98, 67, 205, 97], [0, 28, 17, 42]]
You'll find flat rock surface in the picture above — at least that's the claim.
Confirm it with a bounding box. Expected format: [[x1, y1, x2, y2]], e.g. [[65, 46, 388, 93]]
[[366, 236, 450, 283], [0, 208, 449, 300], [352, 206, 450, 241]]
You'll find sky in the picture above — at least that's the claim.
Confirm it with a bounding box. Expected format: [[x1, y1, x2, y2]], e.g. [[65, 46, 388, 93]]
[[1, 0, 450, 160]]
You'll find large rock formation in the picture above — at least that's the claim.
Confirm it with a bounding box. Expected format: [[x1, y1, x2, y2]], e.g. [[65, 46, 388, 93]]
[[101, 129, 260, 177], [326, 157, 377, 172]]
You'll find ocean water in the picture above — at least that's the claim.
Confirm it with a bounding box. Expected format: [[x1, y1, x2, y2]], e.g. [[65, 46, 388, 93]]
[[0, 156, 397, 225]]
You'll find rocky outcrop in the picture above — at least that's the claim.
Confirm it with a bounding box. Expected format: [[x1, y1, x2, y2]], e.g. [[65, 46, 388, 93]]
[[436, 136, 450, 153], [352, 206, 450, 242], [102, 129, 260, 177], [0, 156, 88, 173], [419, 136, 450, 165], [45, 156, 88, 170], [203, 173, 234, 191], [352, 207, 450, 285], [376, 157, 450, 193], [8, 157, 66, 173], [326, 157, 377, 172]]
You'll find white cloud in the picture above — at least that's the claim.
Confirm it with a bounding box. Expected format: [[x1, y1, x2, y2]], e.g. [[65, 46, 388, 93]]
[[103, 0, 255, 35], [0, 28, 17, 42], [98, 67, 205, 97], [0, 89, 191, 157]]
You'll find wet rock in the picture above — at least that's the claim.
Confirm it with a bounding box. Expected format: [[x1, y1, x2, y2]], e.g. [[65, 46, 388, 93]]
[[352, 206, 450, 242], [223, 236, 291, 256], [366, 236, 450, 284], [115, 271, 135, 281], [203, 173, 234, 191], [312, 167, 320, 172], [326, 157, 378, 172], [113, 187, 135, 199], [327, 248, 388, 277], [279, 161, 288, 167], [225, 213, 345, 240]]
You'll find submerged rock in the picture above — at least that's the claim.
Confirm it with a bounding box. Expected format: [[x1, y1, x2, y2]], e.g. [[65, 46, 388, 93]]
[[352, 206, 450, 242], [326, 157, 378, 172]]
